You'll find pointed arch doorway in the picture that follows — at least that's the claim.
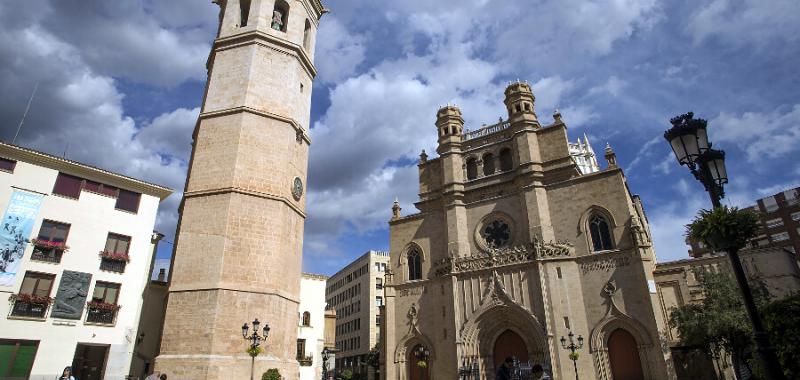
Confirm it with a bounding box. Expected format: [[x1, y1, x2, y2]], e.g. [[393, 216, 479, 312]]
[[493, 329, 528, 369], [408, 344, 430, 380], [607, 328, 645, 380]]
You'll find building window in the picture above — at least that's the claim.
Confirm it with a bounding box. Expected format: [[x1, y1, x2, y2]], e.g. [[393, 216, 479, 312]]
[[303, 19, 312, 50], [772, 232, 790, 242], [407, 249, 422, 281], [589, 214, 614, 251], [499, 148, 513, 172], [762, 196, 779, 212], [52, 172, 83, 198], [31, 220, 70, 263], [296, 339, 306, 359], [11, 272, 55, 319], [271, 0, 289, 32], [466, 157, 478, 180], [765, 218, 784, 229], [302, 311, 310, 326], [375, 296, 383, 307], [0, 157, 16, 173], [100, 233, 131, 273], [240, 0, 251, 27], [791, 211, 800, 222], [87, 282, 120, 325], [115, 189, 141, 213], [0, 339, 39, 378], [376, 278, 383, 289], [483, 153, 495, 176]]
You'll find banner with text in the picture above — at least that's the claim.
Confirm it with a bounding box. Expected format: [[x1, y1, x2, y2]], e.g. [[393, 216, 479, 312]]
[[0, 190, 44, 287]]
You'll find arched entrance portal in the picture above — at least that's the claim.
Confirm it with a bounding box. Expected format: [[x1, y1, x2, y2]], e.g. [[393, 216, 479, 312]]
[[493, 329, 528, 369], [408, 344, 430, 380], [608, 328, 644, 380]]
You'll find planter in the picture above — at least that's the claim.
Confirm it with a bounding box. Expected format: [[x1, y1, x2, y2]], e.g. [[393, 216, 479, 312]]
[[98, 251, 130, 262], [8, 294, 53, 319]]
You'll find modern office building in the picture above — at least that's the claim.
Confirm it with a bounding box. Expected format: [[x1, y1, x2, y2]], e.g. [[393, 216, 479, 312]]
[[0, 142, 172, 380], [326, 250, 389, 379]]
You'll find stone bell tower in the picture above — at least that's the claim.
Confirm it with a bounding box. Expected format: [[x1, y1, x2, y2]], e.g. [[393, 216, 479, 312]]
[[157, 0, 326, 379]]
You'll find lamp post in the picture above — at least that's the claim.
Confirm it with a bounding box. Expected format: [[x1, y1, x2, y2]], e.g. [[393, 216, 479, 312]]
[[664, 112, 784, 380], [414, 345, 430, 380], [321, 348, 331, 380], [242, 318, 271, 380], [560, 331, 583, 380]]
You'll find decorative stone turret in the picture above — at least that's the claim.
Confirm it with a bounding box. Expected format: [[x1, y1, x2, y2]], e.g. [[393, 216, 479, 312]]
[[436, 104, 464, 153], [392, 197, 402, 220], [605, 143, 618, 168], [504, 81, 538, 124]]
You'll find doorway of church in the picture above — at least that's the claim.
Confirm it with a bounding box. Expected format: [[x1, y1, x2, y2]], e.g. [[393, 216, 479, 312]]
[[492, 330, 528, 370], [408, 344, 430, 380], [607, 328, 645, 380]]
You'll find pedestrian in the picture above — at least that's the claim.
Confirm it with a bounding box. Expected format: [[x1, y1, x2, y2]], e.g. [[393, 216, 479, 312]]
[[495, 356, 513, 380], [159, 374, 167, 380], [145, 370, 160, 380], [57, 366, 75, 380], [532, 364, 551, 380]]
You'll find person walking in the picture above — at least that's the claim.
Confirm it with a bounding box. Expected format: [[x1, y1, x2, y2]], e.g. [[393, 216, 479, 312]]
[[495, 357, 513, 380], [144, 370, 160, 380], [57, 366, 75, 380]]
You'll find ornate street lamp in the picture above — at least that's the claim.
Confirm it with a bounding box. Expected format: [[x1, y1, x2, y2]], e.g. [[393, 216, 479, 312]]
[[321, 348, 331, 380], [242, 318, 271, 380], [560, 331, 583, 380], [664, 112, 784, 380]]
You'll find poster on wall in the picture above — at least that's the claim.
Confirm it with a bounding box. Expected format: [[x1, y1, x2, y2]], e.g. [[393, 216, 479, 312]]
[[0, 190, 44, 287]]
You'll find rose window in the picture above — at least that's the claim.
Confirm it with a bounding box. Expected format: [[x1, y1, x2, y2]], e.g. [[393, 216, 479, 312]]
[[482, 220, 510, 248]]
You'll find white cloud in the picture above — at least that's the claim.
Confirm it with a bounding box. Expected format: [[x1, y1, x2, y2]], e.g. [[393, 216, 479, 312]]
[[315, 16, 368, 83], [136, 107, 199, 162], [687, 0, 800, 47], [711, 105, 800, 162], [589, 76, 626, 97]]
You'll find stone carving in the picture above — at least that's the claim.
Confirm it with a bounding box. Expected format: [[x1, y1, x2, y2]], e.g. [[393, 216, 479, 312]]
[[580, 254, 631, 275], [603, 279, 618, 298], [407, 303, 418, 327], [432, 239, 573, 276], [51, 270, 91, 319], [271, 10, 283, 30]]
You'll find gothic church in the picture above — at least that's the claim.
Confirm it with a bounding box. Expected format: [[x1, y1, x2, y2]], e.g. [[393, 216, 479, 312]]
[[381, 82, 675, 380]]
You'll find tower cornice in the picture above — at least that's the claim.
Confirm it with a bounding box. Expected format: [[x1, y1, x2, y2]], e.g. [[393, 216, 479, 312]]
[[214, 29, 318, 78]]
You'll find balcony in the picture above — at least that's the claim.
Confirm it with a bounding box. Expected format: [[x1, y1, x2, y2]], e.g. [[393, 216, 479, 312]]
[[85, 302, 120, 325], [99, 257, 126, 273], [8, 294, 52, 320], [297, 355, 313, 366], [29, 239, 68, 264]]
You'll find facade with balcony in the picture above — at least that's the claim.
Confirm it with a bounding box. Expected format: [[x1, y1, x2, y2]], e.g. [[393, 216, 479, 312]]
[[0, 142, 171, 380], [298, 273, 334, 380]]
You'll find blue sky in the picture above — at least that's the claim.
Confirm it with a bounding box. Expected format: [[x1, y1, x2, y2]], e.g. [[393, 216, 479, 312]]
[[0, 0, 798, 276]]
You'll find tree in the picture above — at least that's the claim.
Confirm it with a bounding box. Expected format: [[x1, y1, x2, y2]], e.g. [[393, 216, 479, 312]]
[[761, 294, 800, 379], [261, 368, 281, 380], [367, 344, 380, 380], [669, 269, 754, 379]]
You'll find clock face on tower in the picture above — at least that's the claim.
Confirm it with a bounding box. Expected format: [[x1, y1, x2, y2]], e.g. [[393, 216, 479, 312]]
[[292, 177, 303, 200]]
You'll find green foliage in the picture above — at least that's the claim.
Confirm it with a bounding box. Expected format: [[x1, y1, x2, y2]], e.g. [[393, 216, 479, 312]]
[[247, 346, 263, 357], [685, 206, 759, 251], [568, 352, 579, 361], [338, 369, 353, 380], [668, 270, 753, 364], [261, 368, 281, 380], [761, 293, 800, 379], [416, 360, 427, 368], [367, 344, 380, 369]]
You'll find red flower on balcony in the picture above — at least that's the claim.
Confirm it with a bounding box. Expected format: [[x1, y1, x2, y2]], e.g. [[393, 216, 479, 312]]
[[99, 251, 130, 262], [8, 293, 54, 305], [30, 238, 69, 251], [87, 301, 121, 311]]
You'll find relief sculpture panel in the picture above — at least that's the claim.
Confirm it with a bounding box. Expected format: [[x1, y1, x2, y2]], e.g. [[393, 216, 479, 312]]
[[51, 270, 92, 319]]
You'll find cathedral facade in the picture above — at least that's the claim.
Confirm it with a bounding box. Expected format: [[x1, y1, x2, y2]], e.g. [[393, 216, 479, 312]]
[[381, 82, 675, 380]]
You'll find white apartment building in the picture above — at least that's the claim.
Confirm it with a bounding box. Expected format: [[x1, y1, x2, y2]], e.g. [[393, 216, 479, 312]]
[[0, 142, 171, 380], [298, 273, 330, 380], [326, 250, 389, 380]]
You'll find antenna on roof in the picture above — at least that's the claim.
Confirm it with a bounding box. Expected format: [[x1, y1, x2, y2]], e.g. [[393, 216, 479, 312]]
[[63, 142, 69, 159], [12, 82, 39, 144]]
